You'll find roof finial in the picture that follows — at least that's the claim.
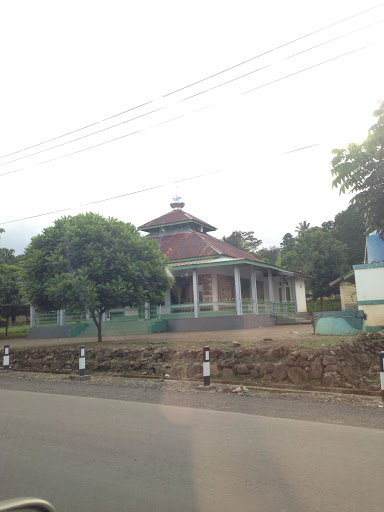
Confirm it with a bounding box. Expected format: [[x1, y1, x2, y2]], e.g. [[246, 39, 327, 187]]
[[170, 195, 185, 210]]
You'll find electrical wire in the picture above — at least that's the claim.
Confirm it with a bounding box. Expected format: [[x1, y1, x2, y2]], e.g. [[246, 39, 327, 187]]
[[0, 144, 318, 226], [0, 42, 373, 180], [1, 2, 382, 161], [0, 107, 165, 168], [0, 114, 185, 178], [242, 43, 372, 94]]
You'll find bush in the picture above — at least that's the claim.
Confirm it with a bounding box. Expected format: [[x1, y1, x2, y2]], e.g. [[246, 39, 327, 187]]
[[306, 298, 342, 313]]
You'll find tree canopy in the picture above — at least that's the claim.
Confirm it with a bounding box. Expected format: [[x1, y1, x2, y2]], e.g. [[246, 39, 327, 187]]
[[0, 233, 27, 336], [222, 231, 262, 255], [331, 101, 384, 239], [282, 228, 348, 310], [295, 220, 310, 236], [22, 213, 172, 341]]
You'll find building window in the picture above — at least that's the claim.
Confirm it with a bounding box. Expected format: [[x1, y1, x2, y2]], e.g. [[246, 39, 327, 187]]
[[218, 274, 235, 301], [198, 274, 212, 302]]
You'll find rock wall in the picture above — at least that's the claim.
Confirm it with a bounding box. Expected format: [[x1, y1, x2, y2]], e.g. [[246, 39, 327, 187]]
[[7, 331, 384, 391]]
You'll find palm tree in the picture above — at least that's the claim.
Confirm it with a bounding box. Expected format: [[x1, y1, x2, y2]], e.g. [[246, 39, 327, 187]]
[[295, 220, 310, 236]]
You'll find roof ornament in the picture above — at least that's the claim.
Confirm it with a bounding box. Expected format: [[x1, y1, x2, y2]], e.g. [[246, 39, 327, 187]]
[[170, 195, 185, 210]]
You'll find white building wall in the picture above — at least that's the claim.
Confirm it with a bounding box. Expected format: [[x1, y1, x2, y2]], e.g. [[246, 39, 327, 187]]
[[354, 264, 384, 328], [295, 277, 307, 313]]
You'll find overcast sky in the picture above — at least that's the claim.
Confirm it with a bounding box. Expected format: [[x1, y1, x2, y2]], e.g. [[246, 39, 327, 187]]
[[0, 0, 383, 254]]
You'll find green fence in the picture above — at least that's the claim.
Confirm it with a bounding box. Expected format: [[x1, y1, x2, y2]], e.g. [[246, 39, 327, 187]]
[[158, 300, 296, 319]]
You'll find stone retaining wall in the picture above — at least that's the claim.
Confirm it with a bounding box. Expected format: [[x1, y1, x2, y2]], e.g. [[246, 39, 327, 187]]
[[7, 330, 384, 391]]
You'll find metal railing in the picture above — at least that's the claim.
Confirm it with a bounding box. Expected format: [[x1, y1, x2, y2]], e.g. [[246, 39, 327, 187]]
[[158, 300, 296, 319], [33, 301, 297, 326]]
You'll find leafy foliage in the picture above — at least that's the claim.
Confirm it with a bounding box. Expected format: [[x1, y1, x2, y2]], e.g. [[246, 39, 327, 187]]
[[22, 213, 172, 341], [331, 101, 384, 239], [332, 204, 366, 266], [282, 228, 348, 309], [280, 233, 296, 255], [222, 231, 262, 255], [294, 220, 310, 236], [0, 244, 28, 335], [256, 246, 280, 265]]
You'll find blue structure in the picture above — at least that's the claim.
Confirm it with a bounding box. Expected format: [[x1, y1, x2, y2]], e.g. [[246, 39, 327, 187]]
[[313, 310, 366, 335], [366, 232, 384, 263]]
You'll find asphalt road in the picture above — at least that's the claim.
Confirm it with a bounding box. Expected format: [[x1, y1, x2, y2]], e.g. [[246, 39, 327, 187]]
[[1, 387, 383, 512]]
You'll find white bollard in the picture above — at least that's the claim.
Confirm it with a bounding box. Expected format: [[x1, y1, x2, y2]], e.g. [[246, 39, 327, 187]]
[[79, 345, 85, 377], [203, 346, 210, 386], [3, 345, 10, 370]]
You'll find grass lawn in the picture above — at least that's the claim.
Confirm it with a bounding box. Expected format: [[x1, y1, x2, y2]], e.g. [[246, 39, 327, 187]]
[[0, 325, 29, 339]]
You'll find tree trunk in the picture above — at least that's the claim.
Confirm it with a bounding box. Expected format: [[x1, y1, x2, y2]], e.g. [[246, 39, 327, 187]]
[[5, 319, 8, 336], [321, 296, 325, 312], [90, 310, 103, 343], [98, 311, 103, 342]]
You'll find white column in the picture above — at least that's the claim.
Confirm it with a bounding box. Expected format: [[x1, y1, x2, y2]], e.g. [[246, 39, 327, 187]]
[[251, 268, 258, 314], [212, 271, 219, 310], [268, 269, 275, 313], [144, 302, 150, 320], [102, 312, 106, 323], [281, 275, 287, 302], [164, 289, 171, 314], [234, 265, 242, 316], [59, 309, 66, 326], [192, 269, 199, 318], [30, 306, 36, 328], [291, 276, 298, 313]]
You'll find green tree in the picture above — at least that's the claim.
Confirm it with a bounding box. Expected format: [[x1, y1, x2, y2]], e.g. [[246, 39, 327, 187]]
[[331, 101, 384, 239], [280, 232, 296, 255], [22, 213, 172, 341], [282, 228, 348, 310], [333, 204, 366, 266], [222, 231, 262, 255], [321, 220, 334, 232], [0, 236, 27, 336], [256, 246, 280, 265], [295, 220, 310, 236]]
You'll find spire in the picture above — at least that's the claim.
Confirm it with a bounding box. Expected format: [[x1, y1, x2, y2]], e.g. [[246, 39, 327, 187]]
[[170, 195, 185, 210]]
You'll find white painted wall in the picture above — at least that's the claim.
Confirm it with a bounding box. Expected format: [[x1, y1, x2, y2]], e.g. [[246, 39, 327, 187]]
[[354, 266, 384, 301], [354, 264, 384, 328], [295, 277, 307, 313]]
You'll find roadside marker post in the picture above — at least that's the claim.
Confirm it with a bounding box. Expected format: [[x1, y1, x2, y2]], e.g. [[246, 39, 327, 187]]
[[79, 345, 86, 377], [379, 351, 384, 402], [3, 345, 10, 370], [203, 346, 210, 386]]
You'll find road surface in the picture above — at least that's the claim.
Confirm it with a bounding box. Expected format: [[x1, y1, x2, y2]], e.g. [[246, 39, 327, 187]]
[[0, 388, 383, 512]]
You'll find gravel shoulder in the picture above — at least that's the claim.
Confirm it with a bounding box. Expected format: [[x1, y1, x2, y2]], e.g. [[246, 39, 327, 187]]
[[1, 371, 383, 430]]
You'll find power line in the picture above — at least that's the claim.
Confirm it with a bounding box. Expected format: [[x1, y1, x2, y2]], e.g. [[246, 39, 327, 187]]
[[0, 144, 319, 226], [1, 2, 382, 161], [283, 18, 384, 60], [0, 169, 223, 225], [4, 15, 382, 174], [0, 42, 373, 180], [0, 107, 165, 168], [0, 19, 380, 172], [283, 144, 319, 154], [0, 114, 185, 178], [243, 43, 372, 94]]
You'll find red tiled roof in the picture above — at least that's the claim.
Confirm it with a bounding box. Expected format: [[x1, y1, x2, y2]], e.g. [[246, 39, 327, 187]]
[[139, 210, 216, 231], [150, 230, 265, 263]]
